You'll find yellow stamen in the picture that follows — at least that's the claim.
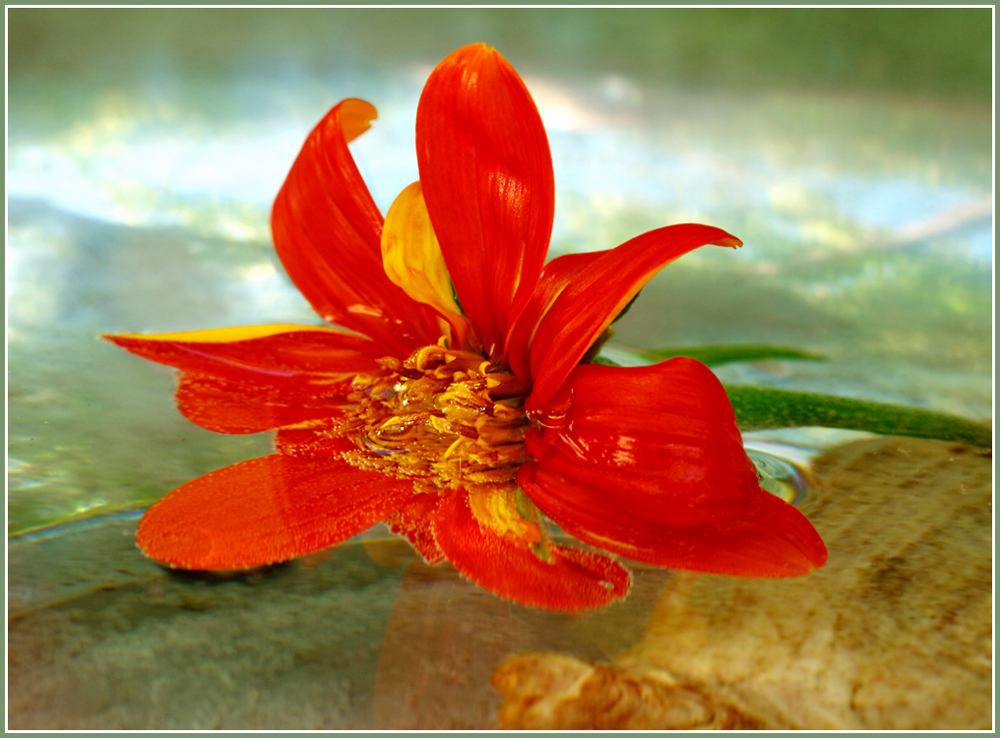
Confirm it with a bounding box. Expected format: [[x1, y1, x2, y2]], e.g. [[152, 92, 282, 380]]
[[340, 342, 530, 491]]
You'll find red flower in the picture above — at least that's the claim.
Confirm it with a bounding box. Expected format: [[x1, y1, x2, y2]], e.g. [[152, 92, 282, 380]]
[[105, 44, 827, 611]]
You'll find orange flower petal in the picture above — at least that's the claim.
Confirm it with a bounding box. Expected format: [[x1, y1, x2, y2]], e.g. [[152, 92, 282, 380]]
[[272, 99, 444, 356], [177, 372, 353, 434], [105, 326, 379, 434], [103, 324, 383, 379], [519, 359, 828, 577], [385, 493, 446, 565], [137, 454, 417, 570], [416, 44, 554, 361], [432, 491, 630, 611], [524, 224, 742, 412], [274, 419, 359, 458]]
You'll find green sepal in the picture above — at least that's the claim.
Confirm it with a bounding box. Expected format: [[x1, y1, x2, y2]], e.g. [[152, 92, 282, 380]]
[[725, 384, 992, 448]]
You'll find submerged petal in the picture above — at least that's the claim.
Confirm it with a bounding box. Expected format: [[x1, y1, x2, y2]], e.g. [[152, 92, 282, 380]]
[[137, 454, 417, 570], [432, 491, 630, 611], [274, 418, 359, 458], [417, 43, 555, 361], [385, 493, 447, 565], [272, 99, 444, 356], [176, 372, 353, 434], [524, 224, 742, 412], [519, 359, 828, 577]]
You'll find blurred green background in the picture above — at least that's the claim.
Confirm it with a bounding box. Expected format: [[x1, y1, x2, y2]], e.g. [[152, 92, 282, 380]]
[[9, 8, 992, 103]]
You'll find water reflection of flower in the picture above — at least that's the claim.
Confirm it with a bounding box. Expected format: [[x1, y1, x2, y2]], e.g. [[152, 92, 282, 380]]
[[105, 44, 826, 611]]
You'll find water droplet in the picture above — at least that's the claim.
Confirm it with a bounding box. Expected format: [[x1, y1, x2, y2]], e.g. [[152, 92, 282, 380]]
[[746, 448, 809, 506]]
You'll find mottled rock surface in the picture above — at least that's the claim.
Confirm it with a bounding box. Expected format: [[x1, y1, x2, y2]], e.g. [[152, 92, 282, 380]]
[[493, 653, 764, 729], [494, 436, 993, 729]]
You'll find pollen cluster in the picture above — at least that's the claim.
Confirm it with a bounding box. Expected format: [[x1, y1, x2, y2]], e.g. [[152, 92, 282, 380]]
[[342, 341, 531, 492]]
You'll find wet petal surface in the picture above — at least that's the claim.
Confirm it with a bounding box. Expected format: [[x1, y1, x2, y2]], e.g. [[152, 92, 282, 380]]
[[524, 224, 741, 412], [520, 359, 828, 577]]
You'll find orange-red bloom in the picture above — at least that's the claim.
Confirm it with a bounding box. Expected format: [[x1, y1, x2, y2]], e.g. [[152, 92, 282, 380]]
[[105, 44, 827, 611]]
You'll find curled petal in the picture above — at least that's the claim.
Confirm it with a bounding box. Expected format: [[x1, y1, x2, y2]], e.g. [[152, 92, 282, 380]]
[[524, 224, 742, 412], [519, 359, 828, 577], [505, 251, 604, 387], [137, 454, 417, 570], [432, 491, 630, 611], [272, 99, 444, 355], [417, 43, 554, 360]]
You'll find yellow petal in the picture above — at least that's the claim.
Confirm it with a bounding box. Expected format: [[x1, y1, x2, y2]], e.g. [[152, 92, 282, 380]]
[[381, 181, 462, 319], [468, 485, 542, 547], [104, 323, 348, 344]]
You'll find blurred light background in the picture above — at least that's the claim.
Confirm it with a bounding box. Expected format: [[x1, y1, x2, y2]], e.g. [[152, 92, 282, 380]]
[[7, 8, 993, 534]]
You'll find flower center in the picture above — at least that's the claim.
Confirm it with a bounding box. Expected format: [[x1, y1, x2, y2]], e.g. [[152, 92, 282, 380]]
[[342, 340, 530, 493]]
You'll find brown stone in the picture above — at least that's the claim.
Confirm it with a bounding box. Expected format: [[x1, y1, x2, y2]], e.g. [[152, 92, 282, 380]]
[[493, 653, 764, 729], [493, 436, 993, 729]]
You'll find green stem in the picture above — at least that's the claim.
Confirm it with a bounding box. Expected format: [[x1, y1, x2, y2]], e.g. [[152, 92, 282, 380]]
[[725, 385, 992, 448]]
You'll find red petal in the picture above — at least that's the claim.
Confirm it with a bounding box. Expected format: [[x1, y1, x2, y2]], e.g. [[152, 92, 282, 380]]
[[104, 325, 383, 380], [524, 224, 742, 412], [416, 44, 554, 361], [385, 494, 446, 565], [504, 251, 604, 387], [518, 359, 828, 577], [105, 326, 380, 434], [274, 419, 358, 458], [177, 372, 353, 434], [137, 454, 417, 570], [431, 491, 630, 611], [272, 99, 444, 356]]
